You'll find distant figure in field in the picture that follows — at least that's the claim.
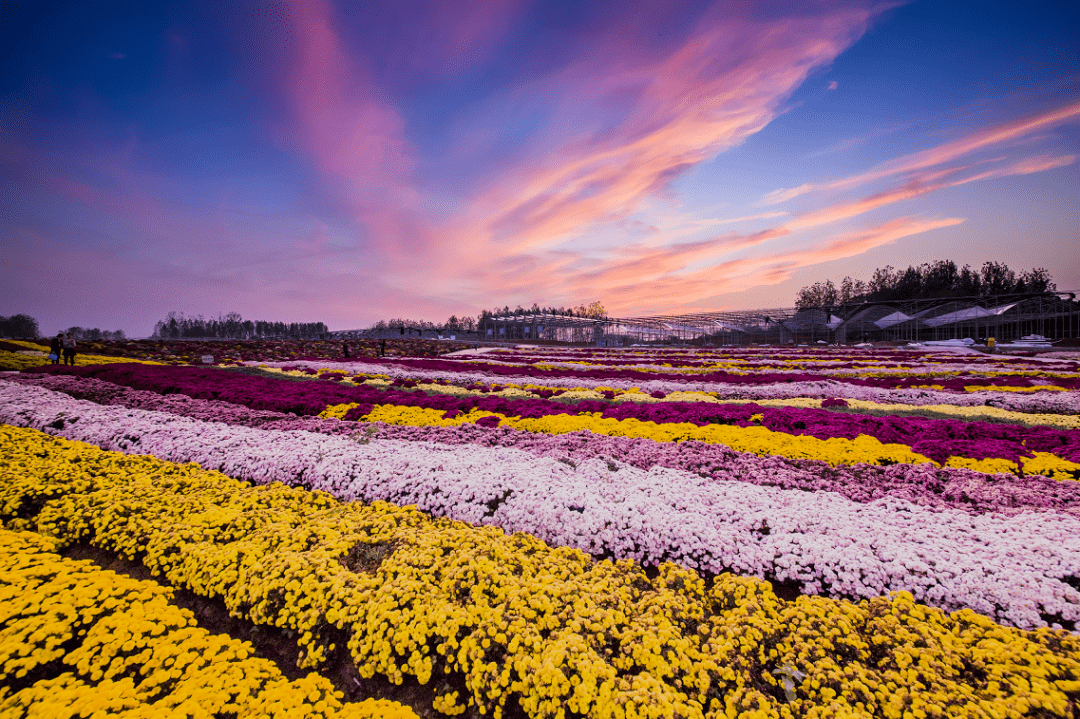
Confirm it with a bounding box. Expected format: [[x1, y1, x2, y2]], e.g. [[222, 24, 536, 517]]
[[342, 340, 349, 358], [49, 333, 63, 364], [62, 333, 77, 366], [379, 339, 386, 357]]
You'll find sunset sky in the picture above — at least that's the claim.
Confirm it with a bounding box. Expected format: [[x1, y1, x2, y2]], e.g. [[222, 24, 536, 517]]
[[2, 0, 1078, 335]]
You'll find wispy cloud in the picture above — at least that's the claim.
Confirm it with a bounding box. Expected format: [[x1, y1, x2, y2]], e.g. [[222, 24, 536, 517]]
[[684, 210, 790, 227], [785, 152, 1076, 230], [592, 215, 966, 313], [758, 184, 814, 206], [761, 99, 1080, 204], [460, 5, 882, 255], [412, 2, 888, 304]]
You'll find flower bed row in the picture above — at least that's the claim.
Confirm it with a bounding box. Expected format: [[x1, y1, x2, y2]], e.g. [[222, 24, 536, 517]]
[[3, 426, 1079, 718], [0, 348, 161, 372], [24, 363, 1080, 475], [0, 528, 416, 718], [284, 353, 1080, 391], [13, 371, 1080, 515], [9, 372, 1080, 518], [3, 382, 1079, 631], [333, 402, 1080, 479], [9, 337, 474, 364], [272, 364, 1080, 428], [472, 346, 1079, 370], [248, 358, 1080, 414]]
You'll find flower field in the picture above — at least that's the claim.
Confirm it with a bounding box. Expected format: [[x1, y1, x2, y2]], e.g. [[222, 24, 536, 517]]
[[1, 336, 472, 367], [2, 344, 1080, 717]]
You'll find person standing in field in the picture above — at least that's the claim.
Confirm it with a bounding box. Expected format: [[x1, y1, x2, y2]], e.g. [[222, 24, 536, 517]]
[[49, 332, 62, 364], [62, 333, 77, 366], [342, 340, 350, 358]]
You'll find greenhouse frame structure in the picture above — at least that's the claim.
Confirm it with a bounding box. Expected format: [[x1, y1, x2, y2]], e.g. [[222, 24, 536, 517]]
[[480, 291, 1080, 346]]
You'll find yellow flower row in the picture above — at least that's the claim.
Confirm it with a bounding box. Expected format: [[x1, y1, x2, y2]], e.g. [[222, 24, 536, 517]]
[[321, 403, 1080, 480], [766, 398, 1080, 429], [261, 365, 1079, 429], [909, 383, 1070, 393], [0, 527, 416, 718], [2, 425, 1078, 719], [847, 369, 1080, 381], [527, 360, 1080, 382], [0, 347, 162, 371]]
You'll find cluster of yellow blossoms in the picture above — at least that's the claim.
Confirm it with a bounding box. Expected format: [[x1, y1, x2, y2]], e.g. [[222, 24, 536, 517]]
[[522, 358, 1080, 382], [0, 341, 162, 372], [2, 425, 1078, 718], [259, 364, 1080, 430], [0, 528, 416, 718], [319, 403, 1080, 481]]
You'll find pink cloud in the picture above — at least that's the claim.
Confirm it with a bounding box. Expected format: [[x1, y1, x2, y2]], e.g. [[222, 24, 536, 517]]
[[759, 183, 815, 205], [428, 3, 885, 277], [261, 0, 449, 267], [1004, 154, 1077, 175], [592, 215, 966, 313], [773, 215, 967, 269], [463, 141, 1067, 314], [253, 2, 943, 314], [841, 100, 1080, 188], [762, 99, 1080, 203], [278, 1, 415, 184], [785, 152, 1076, 231]]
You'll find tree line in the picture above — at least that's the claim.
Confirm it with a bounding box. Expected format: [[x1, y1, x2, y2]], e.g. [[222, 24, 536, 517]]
[[478, 301, 608, 322], [152, 312, 329, 339], [368, 301, 608, 332], [0, 314, 125, 341], [0, 314, 39, 338], [795, 261, 1057, 310], [60, 327, 127, 341]]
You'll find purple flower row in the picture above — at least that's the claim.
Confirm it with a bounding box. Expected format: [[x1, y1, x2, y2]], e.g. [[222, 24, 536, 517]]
[[277, 353, 1080, 391], [2, 380, 1076, 631], [257, 358, 1080, 414], [481, 347, 1079, 371], [28, 364, 1080, 466], [8, 373, 1080, 519]]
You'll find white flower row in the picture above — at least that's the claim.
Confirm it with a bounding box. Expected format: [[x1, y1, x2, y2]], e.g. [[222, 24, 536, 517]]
[[250, 359, 1080, 413], [2, 380, 1077, 630]]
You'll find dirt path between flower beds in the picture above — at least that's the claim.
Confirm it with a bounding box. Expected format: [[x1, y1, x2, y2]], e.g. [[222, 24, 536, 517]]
[[59, 542, 518, 719]]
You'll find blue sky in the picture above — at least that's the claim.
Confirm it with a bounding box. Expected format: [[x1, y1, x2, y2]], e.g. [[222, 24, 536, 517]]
[[2, 0, 1077, 334]]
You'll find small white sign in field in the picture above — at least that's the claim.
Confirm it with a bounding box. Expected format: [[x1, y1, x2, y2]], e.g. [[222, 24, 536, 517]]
[[201, 355, 214, 364]]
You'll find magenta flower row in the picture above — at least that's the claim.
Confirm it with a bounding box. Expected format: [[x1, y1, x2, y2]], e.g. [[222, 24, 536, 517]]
[[28, 364, 1080, 465], [8, 373, 1080, 519], [2, 380, 1076, 631]]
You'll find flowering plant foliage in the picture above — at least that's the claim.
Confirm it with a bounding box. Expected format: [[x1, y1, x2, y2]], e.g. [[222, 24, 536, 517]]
[[3, 383, 1079, 631], [2, 426, 1079, 719], [0, 528, 417, 718], [6, 342, 1080, 716]]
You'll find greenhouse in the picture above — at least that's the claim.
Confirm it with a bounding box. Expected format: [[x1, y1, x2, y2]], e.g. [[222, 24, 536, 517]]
[[477, 291, 1080, 346]]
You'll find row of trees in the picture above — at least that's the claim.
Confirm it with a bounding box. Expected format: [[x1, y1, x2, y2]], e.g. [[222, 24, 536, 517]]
[[152, 312, 329, 339], [368, 301, 609, 333], [478, 301, 608, 324], [0, 314, 39, 338], [795, 261, 1057, 309], [0, 315, 125, 341], [61, 327, 126, 341], [369, 317, 479, 332]]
